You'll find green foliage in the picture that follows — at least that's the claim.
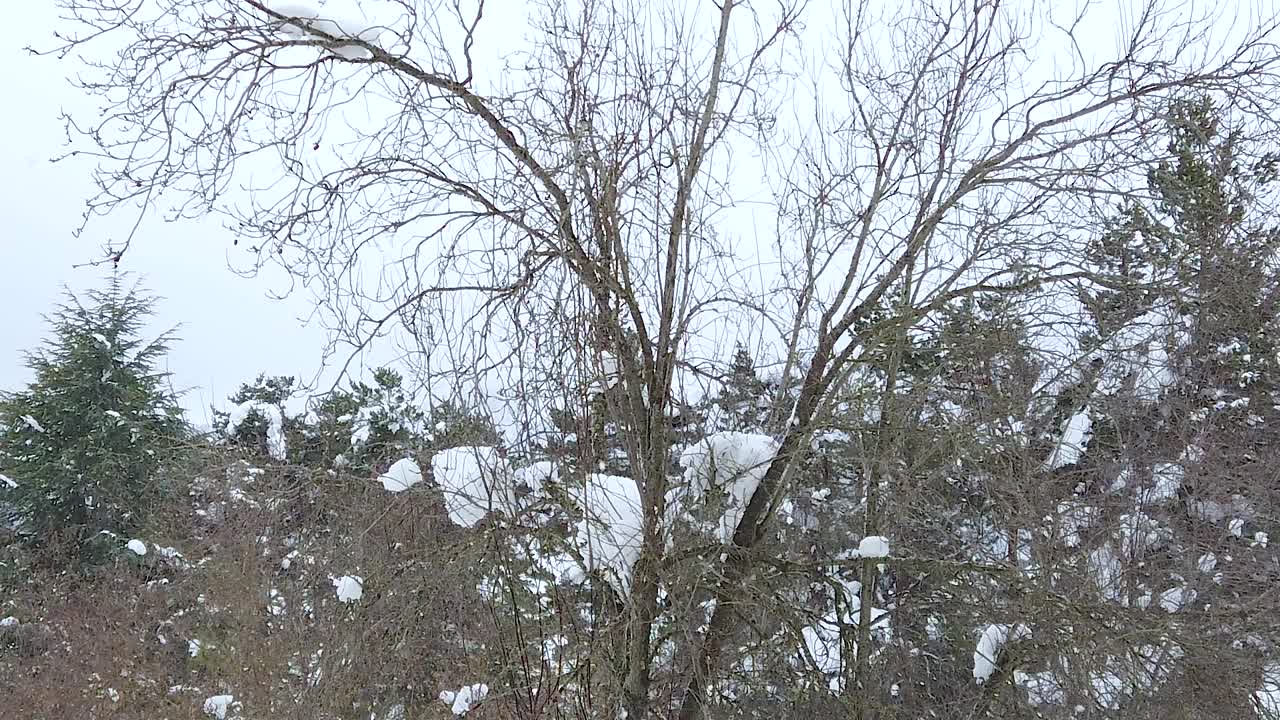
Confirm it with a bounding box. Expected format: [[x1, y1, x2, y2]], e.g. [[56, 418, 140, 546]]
[[212, 373, 295, 461], [711, 343, 771, 433], [0, 275, 187, 558], [304, 367, 428, 472]]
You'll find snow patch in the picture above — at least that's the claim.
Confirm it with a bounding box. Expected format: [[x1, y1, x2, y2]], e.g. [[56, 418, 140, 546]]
[[1197, 553, 1218, 573], [974, 623, 1030, 683], [1044, 408, 1090, 469], [431, 447, 517, 527], [1146, 463, 1183, 503], [857, 535, 890, 558], [679, 431, 779, 542], [332, 575, 363, 603], [377, 457, 422, 492], [202, 694, 239, 719], [126, 538, 148, 556], [225, 401, 287, 461], [438, 683, 488, 715]]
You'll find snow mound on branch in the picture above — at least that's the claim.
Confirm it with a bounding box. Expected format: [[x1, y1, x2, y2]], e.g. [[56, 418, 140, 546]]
[[513, 461, 557, 497], [974, 623, 1030, 683], [202, 694, 239, 719], [1044, 408, 1091, 469], [679, 431, 780, 542], [1144, 463, 1183, 503], [438, 683, 488, 715], [0, 473, 16, 489], [1098, 300, 1186, 401], [572, 473, 644, 595], [431, 447, 517, 527], [126, 539, 148, 556], [225, 401, 287, 461], [857, 535, 890, 558], [378, 457, 422, 492], [20, 415, 45, 433], [332, 575, 363, 603], [796, 577, 892, 692], [1257, 663, 1280, 717], [266, 1, 382, 59]]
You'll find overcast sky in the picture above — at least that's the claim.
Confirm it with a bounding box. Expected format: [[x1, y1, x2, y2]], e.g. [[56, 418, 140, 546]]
[[1, 3, 334, 425], [1, 0, 1268, 427]]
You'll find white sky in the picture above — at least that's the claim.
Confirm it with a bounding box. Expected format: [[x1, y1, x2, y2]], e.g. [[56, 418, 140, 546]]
[[0, 2, 334, 425], [0, 0, 1272, 428]]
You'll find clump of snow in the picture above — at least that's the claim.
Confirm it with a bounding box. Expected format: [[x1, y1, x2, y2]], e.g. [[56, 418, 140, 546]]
[[974, 623, 1030, 683], [1055, 501, 1100, 547], [1096, 301, 1185, 400], [1089, 543, 1124, 601], [796, 576, 892, 692], [1254, 531, 1270, 548], [1016, 669, 1065, 706], [332, 575, 363, 603], [377, 457, 422, 492], [1145, 463, 1183, 503], [1256, 663, 1280, 717], [1197, 553, 1218, 573], [679, 431, 780, 542], [573, 473, 644, 595], [126, 538, 148, 556], [1044, 408, 1091, 469], [431, 447, 516, 527], [0, 616, 17, 627], [1230, 518, 1246, 537], [188, 639, 204, 657], [0, 473, 16, 489], [438, 683, 488, 715], [225, 401, 287, 461], [20, 415, 45, 433], [1158, 581, 1196, 613], [265, 1, 382, 59], [513, 461, 557, 497], [1118, 510, 1166, 551], [203, 694, 239, 719], [91, 332, 111, 348], [857, 535, 890, 558]]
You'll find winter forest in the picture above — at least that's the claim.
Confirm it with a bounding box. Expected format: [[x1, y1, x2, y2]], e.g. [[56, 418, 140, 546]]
[[5, 0, 1280, 718]]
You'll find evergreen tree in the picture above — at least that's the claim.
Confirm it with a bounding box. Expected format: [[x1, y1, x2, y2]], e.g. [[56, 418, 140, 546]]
[[710, 343, 770, 432], [214, 373, 295, 461], [0, 275, 187, 558], [304, 367, 427, 473]]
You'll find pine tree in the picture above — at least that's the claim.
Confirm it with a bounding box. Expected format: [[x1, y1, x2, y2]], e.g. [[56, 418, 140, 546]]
[[215, 373, 295, 462], [710, 343, 771, 433], [0, 275, 187, 559], [304, 367, 427, 473]]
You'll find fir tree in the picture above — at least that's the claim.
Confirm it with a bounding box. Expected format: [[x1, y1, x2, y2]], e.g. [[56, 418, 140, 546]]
[[0, 275, 187, 558], [214, 374, 295, 461], [711, 343, 770, 432], [304, 367, 427, 473]]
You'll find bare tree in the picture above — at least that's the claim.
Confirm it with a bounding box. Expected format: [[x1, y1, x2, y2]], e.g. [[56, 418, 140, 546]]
[[44, 0, 1280, 716]]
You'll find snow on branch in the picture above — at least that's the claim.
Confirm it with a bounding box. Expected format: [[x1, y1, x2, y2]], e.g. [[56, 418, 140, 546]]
[[679, 431, 780, 543], [430, 447, 518, 527], [225, 401, 287, 461]]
